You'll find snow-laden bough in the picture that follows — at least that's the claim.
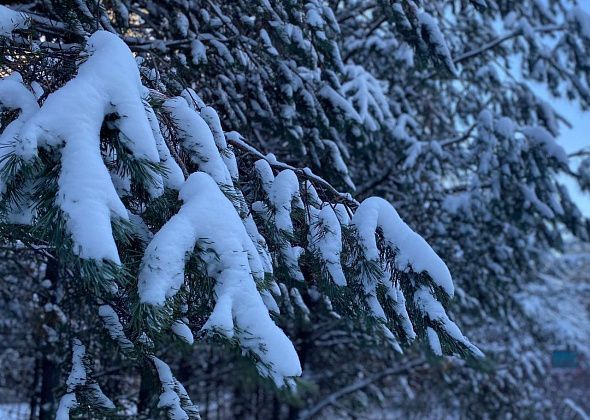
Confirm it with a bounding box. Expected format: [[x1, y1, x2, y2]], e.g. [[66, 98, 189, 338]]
[[138, 172, 302, 386]]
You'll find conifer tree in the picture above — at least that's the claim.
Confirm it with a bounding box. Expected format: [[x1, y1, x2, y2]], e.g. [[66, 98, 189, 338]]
[[1, 0, 590, 418], [0, 3, 482, 418]]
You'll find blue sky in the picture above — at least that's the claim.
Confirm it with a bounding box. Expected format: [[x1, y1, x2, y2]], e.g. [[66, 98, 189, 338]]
[[554, 96, 590, 216], [541, 0, 590, 217], [523, 1, 590, 216], [484, 3, 590, 216], [550, 1, 590, 216]]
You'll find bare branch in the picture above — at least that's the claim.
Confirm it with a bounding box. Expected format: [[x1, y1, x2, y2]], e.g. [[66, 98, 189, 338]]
[[299, 358, 427, 420]]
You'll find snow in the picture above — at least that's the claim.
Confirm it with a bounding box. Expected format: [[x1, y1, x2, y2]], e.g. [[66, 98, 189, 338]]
[[537, 100, 559, 135], [109, 163, 131, 197], [261, 288, 280, 314], [240, 223, 276, 308], [98, 304, 134, 350], [56, 393, 78, 420], [564, 399, 590, 420], [200, 106, 239, 180], [164, 97, 233, 187], [304, 180, 321, 206], [0, 2, 587, 416], [191, 39, 208, 65], [255, 159, 275, 193], [519, 183, 555, 218], [12, 31, 166, 263], [521, 126, 568, 164], [306, 8, 324, 28], [352, 197, 454, 297], [381, 323, 403, 353], [0, 5, 28, 37], [181, 88, 206, 110], [418, 12, 457, 75], [144, 99, 185, 190], [308, 205, 346, 286], [367, 292, 387, 321], [442, 192, 471, 216], [60, 338, 116, 413], [152, 357, 197, 420], [290, 287, 310, 317], [270, 169, 304, 233], [388, 285, 416, 341], [517, 272, 590, 354], [137, 173, 225, 304], [200, 107, 226, 151], [129, 212, 154, 242], [87, 382, 117, 410], [139, 172, 301, 385], [334, 203, 351, 225], [209, 39, 234, 64], [0, 73, 38, 117], [494, 116, 516, 139], [176, 12, 189, 37], [427, 327, 443, 356], [318, 85, 362, 123], [44, 303, 67, 324], [323, 140, 355, 190], [0, 74, 39, 201], [66, 339, 87, 391], [243, 214, 274, 276], [279, 283, 295, 316], [569, 7, 590, 41], [253, 160, 304, 281], [172, 319, 194, 345], [414, 287, 483, 357], [403, 141, 423, 169], [341, 64, 393, 132], [260, 29, 279, 55]]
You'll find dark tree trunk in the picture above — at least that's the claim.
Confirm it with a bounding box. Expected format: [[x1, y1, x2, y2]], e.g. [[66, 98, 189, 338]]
[[29, 358, 40, 420], [38, 356, 61, 420], [138, 361, 158, 416], [38, 257, 61, 420]]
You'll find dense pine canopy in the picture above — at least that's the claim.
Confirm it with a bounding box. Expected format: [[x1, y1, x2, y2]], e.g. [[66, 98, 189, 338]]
[[0, 0, 589, 419]]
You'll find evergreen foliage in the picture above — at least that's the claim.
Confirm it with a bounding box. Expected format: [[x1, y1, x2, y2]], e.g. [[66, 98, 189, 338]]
[[0, 0, 589, 418]]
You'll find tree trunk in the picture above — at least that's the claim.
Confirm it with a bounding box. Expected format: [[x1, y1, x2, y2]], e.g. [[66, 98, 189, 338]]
[[29, 358, 40, 420], [138, 361, 158, 416], [38, 257, 61, 420], [38, 356, 61, 420]]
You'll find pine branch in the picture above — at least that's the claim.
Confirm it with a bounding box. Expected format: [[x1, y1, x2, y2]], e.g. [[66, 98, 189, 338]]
[[226, 135, 360, 209]]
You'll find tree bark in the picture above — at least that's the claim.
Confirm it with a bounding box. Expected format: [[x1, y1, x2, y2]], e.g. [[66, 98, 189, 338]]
[[138, 361, 158, 416], [38, 257, 61, 420]]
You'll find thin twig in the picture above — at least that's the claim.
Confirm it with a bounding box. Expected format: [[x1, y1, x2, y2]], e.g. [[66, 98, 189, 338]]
[[227, 135, 360, 209], [299, 358, 427, 420]]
